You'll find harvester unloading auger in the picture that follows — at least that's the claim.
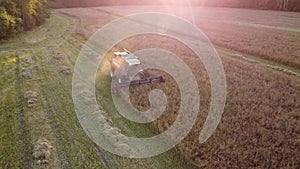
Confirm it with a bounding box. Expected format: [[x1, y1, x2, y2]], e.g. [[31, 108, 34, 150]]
[[110, 49, 165, 95]]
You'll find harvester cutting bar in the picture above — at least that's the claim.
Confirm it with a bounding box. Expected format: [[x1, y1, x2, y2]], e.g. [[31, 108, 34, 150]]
[[112, 76, 165, 95]]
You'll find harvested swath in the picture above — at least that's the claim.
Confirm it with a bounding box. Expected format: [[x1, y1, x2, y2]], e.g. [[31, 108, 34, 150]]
[[24, 91, 38, 108], [27, 98, 38, 108], [267, 65, 299, 76], [22, 58, 31, 64], [60, 66, 73, 75], [22, 69, 32, 79], [21, 58, 31, 67], [79, 87, 129, 152], [53, 52, 65, 60], [231, 53, 259, 64], [32, 138, 53, 165], [77, 84, 114, 125], [24, 91, 38, 99], [102, 126, 132, 155]]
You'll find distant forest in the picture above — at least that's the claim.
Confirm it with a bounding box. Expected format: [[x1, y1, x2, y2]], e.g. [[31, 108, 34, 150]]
[[1, 0, 299, 40], [48, 0, 300, 11], [0, 0, 49, 39]]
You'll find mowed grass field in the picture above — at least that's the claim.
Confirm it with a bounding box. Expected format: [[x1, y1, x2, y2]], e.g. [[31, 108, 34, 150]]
[[0, 6, 299, 169]]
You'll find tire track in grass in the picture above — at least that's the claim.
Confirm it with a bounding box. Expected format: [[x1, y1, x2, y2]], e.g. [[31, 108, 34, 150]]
[[34, 42, 106, 168], [54, 36, 129, 168], [30, 50, 72, 169], [39, 88, 71, 169], [86, 130, 111, 169], [51, 34, 112, 168], [49, 64, 104, 168], [0, 56, 21, 168], [0, 53, 17, 100], [50, 34, 136, 168], [15, 54, 32, 169], [0, 12, 98, 168], [0, 75, 15, 102], [46, 53, 107, 169], [52, 36, 114, 168]]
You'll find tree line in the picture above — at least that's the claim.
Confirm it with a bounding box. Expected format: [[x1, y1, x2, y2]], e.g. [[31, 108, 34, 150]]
[[0, 0, 49, 40], [199, 0, 300, 11], [48, 0, 300, 11], [1, 0, 298, 40]]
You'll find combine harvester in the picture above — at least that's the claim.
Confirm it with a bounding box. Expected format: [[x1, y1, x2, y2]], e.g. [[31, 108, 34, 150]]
[[110, 49, 165, 95]]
